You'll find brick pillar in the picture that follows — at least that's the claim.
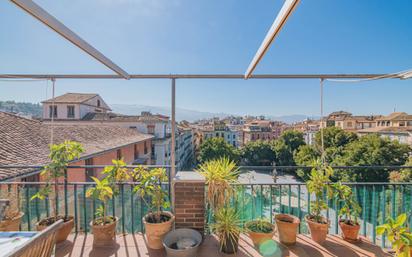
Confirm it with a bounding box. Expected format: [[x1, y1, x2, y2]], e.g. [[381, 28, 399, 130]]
[[174, 171, 205, 234]]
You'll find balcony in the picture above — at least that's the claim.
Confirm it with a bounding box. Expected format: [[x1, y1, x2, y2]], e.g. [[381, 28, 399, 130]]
[[0, 165, 409, 257]]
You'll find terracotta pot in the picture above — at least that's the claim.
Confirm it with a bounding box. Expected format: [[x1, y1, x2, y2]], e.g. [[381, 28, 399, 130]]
[[220, 233, 239, 254], [143, 211, 174, 249], [275, 214, 300, 245], [0, 212, 24, 231], [36, 215, 74, 244], [90, 216, 118, 247], [339, 221, 360, 242], [245, 221, 275, 246], [305, 216, 329, 244]]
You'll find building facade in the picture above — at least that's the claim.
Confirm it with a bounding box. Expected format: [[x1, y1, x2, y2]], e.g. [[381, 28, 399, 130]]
[[0, 111, 153, 182]]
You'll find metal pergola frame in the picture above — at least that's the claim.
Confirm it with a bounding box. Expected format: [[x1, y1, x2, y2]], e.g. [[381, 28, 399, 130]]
[[4, 0, 411, 210]]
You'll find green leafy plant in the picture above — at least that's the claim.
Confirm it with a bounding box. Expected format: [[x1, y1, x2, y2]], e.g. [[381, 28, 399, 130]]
[[133, 166, 170, 223], [245, 219, 274, 233], [31, 141, 84, 223], [377, 213, 412, 257], [209, 207, 243, 252], [102, 159, 129, 194], [86, 159, 129, 225], [332, 182, 361, 226], [306, 160, 333, 223], [196, 157, 239, 211], [86, 177, 114, 225]]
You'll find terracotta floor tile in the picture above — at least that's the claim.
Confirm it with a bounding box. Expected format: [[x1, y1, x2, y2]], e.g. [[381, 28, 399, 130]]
[[55, 233, 392, 257]]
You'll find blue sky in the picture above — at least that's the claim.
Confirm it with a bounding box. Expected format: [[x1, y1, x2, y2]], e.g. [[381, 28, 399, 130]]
[[1, 0, 411, 117]]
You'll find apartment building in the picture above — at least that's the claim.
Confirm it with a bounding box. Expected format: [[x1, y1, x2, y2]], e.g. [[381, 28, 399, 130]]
[[292, 119, 320, 145], [0, 111, 153, 182], [242, 120, 274, 144], [358, 112, 412, 146], [42, 93, 111, 120], [41, 93, 196, 169], [199, 121, 239, 147], [321, 111, 381, 132]]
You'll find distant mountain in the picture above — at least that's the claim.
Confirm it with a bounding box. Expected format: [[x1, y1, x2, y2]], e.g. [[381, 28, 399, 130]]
[[0, 101, 42, 117], [111, 104, 231, 122], [0, 101, 316, 123], [267, 114, 320, 124], [111, 104, 315, 123]]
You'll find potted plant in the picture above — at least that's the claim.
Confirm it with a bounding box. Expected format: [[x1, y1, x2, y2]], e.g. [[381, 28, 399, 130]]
[[275, 213, 300, 245], [377, 213, 412, 257], [86, 177, 118, 246], [31, 140, 84, 243], [332, 182, 361, 242], [87, 159, 129, 246], [245, 219, 275, 246], [305, 162, 333, 244], [0, 185, 24, 231], [210, 207, 242, 254], [133, 166, 174, 249], [196, 157, 239, 212]]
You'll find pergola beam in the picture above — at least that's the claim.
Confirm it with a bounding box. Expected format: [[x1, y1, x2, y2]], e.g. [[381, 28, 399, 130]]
[[245, 0, 300, 79], [0, 73, 397, 80], [10, 0, 130, 79]]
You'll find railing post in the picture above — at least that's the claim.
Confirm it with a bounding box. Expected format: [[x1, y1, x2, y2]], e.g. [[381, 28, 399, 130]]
[[174, 171, 205, 234]]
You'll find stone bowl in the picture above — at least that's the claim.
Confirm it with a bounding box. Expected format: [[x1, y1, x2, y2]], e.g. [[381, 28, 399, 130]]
[[163, 228, 202, 257]]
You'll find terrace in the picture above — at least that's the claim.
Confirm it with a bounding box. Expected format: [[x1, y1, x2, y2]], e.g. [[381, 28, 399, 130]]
[[0, 166, 411, 256], [1, 0, 412, 256]]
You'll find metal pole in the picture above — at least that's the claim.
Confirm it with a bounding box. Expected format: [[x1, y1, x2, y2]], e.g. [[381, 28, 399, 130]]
[[320, 78, 325, 163], [171, 78, 176, 211]]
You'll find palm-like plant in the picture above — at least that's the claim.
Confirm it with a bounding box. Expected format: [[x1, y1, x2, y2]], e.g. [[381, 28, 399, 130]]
[[196, 157, 239, 211], [31, 141, 84, 222], [86, 177, 114, 225], [133, 167, 170, 223], [209, 207, 243, 252]]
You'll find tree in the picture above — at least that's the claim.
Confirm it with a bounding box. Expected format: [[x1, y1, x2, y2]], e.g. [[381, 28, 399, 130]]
[[314, 127, 358, 150], [389, 157, 412, 182], [241, 140, 276, 166], [272, 130, 305, 166], [198, 137, 240, 163], [335, 134, 410, 182], [295, 127, 357, 180], [294, 145, 319, 180]]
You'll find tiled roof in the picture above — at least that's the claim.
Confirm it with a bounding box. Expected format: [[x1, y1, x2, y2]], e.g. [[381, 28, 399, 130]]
[[358, 126, 412, 134], [82, 112, 169, 123], [376, 112, 412, 121], [0, 111, 153, 180], [42, 93, 98, 103]]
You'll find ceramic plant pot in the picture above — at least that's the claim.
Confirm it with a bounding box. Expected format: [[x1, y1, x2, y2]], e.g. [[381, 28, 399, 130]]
[[36, 215, 74, 244], [0, 212, 24, 231], [305, 216, 329, 244], [143, 211, 175, 249], [275, 214, 300, 245]]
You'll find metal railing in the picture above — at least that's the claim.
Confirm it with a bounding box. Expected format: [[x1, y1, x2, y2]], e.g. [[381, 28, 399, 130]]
[[0, 164, 410, 249], [0, 181, 170, 234], [229, 182, 412, 249]]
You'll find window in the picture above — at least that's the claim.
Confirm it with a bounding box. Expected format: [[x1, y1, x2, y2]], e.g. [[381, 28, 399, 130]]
[[67, 105, 75, 118], [85, 158, 94, 182], [117, 149, 122, 160], [134, 144, 139, 160], [49, 105, 57, 118], [347, 122, 353, 127], [147, 125, 155, 135], [97, 99, 101, 107]]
